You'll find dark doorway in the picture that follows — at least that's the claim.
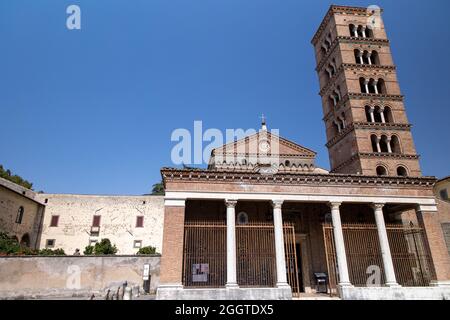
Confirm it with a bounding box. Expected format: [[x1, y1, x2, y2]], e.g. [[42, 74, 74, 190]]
[[296, 243, 304, 293]]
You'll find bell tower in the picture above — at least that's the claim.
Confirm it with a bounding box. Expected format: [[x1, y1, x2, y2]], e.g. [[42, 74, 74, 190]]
[[311, 5, 421, 177]]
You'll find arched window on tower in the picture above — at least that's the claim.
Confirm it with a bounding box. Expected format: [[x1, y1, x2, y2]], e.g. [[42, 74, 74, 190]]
[[383, 106, 393, 123], [376, 166, 388, 176], [349, 24, 357, 37], [397, 166, 408, 177], [360, 77, 367, 93], [366, 26, 374, 38], [391, 135, 401, 154], [371, 135, 379, 152], [380, 135, 389, 153], [368, 78, 377, 94], [363, 50, 370, 65], [357, 25, 365, 37], [365, 106, 373, 122], [377, 79, 386, 94], [354, 49, 362, 64], [374, 106, 383, 123], [371, 50, 380, 65]]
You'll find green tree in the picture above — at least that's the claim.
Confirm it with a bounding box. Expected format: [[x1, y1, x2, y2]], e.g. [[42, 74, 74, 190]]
[[0, 165, 33, 189], [151, 181, 164, 195], [137, 245, 158, 255], [84, 239, 118, 255], [83, 245, 94, 255]]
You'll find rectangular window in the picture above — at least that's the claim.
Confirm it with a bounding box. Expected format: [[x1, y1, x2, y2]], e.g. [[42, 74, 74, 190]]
[[92, 215, 101, 227], [134, 240, 142, 248], [136, 216, 144, 228], [50, 215, 59, 227], [440, 189, 449, 200], [46, 239, 55, 248], [89, 239, 98, 246]]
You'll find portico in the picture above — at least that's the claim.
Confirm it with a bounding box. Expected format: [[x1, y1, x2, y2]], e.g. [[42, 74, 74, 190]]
[[156, 166, 450, 300]]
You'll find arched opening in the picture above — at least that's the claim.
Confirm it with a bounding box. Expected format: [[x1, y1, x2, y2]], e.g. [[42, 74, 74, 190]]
[[332, 122, 340, 135], [374, 106, 383, 123], [397, 166, 408, 177], [329, 96, 335, 109], [371, 135, 379, 152], [380, 135, 389, 153], [359, 77, 367, 93], [365, 106, 373, 122], [383, 106, 393, 123], [391, 135, 401, 153], [285, 160, 291, 167], [376, 166, 388, 176], [371, 50, 380, 65], [354, 49, 362, 64], [20, 234, 30, 248], [363, 50, 370, 64], [357, 25, 365, 37], [365, 26, 374, 38], [368, 78, 377, 94], [349, 24, 356, 37], [377, 78, 386, 94]]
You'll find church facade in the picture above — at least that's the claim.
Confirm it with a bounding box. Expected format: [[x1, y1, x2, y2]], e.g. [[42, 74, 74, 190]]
[[156, 5, 450, 300]]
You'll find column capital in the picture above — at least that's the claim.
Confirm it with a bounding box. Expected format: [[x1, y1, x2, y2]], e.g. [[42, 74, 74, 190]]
[[328, 202, 341, 210], [371, 203, 385, 211], [272, 200, 284, 209], [225, 199, 238, 208]]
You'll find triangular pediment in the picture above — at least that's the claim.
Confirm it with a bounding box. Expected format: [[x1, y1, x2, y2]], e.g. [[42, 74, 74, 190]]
[[212, 130, 316, 157]]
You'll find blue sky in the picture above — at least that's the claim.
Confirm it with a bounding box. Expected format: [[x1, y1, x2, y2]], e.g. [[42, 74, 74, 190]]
[[1, 0, 449, 195]]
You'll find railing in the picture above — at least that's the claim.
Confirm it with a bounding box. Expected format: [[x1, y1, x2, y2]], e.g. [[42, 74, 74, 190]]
[[323, 223, 435, 291], [182, 221, 227, 288], [182, 221, 298, 291]]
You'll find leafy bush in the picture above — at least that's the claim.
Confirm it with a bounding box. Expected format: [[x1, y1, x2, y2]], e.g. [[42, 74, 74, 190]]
[[38, 248, 66, 256], [0, 232, 20, 255], [137, 246, 158, 255], [83, 245, 94, 255], [84, 239, 117, 255]]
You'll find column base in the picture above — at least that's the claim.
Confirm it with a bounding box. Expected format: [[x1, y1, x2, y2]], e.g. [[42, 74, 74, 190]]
[[430, 280, 450, 287], [276, 282, 291, 289], [337, 282, 353, 288], [225, 283, 239, 289], [385, 282, 401, 288]]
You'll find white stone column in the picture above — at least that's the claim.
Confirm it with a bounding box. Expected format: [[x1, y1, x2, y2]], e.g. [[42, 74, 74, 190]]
[[225, 199, 238, 288], [376, 137, 382, 153], [386, 137, 392, 153], [380, 108, 386, 123], [329, 202, 352, 287], [272, 200, 289, 287], [372, 203, 399, 287], [369, 107, 375, 123], [364, 79, 370, 93], [357, 51, 364, 64], [373, 80, 379, 94]]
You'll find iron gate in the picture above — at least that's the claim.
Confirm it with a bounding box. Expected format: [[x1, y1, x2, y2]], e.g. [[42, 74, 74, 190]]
[[323, 223, 435, 292]]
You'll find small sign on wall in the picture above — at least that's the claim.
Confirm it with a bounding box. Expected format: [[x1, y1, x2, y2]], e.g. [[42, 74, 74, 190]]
[[143, 264, 150, 280], [192, 263, 209, 282]]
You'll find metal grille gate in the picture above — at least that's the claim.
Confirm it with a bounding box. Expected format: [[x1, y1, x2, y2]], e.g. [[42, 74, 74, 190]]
[[183, 221, 300, 294], [323, 223, 435, 292]]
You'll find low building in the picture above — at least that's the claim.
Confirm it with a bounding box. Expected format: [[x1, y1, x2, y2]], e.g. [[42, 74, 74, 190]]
[[37, 194, 164, 255], [0, 177, 45, 249]]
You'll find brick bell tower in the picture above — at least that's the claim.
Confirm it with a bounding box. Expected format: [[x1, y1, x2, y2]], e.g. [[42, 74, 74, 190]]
[[311, 5, 422, 177]]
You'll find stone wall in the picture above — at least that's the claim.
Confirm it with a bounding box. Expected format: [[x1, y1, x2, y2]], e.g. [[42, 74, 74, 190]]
[[37, 194, 164, 255], [0, 255, 160, 299]]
